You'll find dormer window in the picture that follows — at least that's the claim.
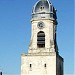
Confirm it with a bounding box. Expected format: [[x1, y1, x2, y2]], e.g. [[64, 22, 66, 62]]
[[40, 6, 44, 11]]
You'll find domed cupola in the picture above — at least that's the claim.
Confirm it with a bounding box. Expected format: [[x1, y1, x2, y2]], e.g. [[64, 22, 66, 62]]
[[32, 0, 57, 24], [33, 0, 50, 14]]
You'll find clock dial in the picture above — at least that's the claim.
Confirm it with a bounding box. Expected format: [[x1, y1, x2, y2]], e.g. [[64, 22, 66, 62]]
[[37, 22, 44, 29]]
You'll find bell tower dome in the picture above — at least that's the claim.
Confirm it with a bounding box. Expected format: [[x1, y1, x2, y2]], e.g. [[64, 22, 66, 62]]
[[32, 0, 57, 24]]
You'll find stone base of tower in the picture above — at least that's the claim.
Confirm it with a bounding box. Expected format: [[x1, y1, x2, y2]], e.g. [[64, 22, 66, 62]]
[[21, 52, 63, 75]]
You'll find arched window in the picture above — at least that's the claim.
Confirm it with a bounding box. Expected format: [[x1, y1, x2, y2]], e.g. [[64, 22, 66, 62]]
[[37, 31, 45, 48]]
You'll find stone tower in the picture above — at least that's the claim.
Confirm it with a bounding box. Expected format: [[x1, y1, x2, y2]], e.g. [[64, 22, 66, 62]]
[[21, 0, 64, 75]]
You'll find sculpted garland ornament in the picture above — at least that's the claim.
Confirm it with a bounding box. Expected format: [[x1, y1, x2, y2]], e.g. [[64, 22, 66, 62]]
[[37, 22, 44, 29]]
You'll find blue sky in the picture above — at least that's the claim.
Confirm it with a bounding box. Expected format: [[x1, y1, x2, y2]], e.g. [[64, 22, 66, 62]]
[[0, 0, 74, 75]]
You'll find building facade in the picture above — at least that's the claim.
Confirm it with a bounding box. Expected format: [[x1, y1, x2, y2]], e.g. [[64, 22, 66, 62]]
[[21, 0, 63, 75]]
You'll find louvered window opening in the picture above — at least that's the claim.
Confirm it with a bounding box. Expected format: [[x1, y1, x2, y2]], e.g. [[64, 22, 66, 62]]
[[37, 31, 45, 48]]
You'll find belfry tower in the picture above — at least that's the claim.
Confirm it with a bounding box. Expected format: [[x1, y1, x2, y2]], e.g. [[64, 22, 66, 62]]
[[21, 0, 64, 75]]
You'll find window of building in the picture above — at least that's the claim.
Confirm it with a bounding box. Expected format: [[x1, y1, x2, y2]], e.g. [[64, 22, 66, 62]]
[[44, 64, 47, 68], [37, 31, 45, 48], [40, 5, 44, 11], [29, 64, 32, 71], [30, 64, 32, 68]]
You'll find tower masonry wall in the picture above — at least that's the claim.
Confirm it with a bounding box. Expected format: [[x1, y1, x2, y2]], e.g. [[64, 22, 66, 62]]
[[56, 55, 64, 75], [21, 53, 57, 75]]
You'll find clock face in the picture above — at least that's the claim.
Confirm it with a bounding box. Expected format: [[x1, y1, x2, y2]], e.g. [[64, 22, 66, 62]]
[[37, 22, 44, 29]]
